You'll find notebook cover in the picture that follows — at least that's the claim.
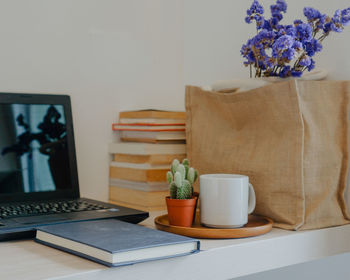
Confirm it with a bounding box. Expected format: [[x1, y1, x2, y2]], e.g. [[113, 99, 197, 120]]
[[35, 219, 200, 266]]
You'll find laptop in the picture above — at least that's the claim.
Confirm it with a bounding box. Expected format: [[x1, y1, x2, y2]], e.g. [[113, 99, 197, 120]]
[[0, 93, 148, 241]]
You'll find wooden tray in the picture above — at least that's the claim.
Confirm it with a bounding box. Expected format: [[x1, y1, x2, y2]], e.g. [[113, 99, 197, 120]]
[[154, 212, 273, 239]]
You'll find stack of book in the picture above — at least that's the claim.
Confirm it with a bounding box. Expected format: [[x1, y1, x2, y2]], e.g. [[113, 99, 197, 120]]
[[109, 110, 186, 211], [112, 110, 186, 144]]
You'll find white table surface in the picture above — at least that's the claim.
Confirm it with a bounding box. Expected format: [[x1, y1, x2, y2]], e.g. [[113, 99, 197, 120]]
[[1, 211, 350, 280]]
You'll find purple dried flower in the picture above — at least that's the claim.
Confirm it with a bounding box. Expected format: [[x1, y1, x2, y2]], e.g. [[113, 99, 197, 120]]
[[245, 16, 252, 24], [291, 70, 303, 77], [292, 41, 303, 50], [241, 39, 256, 63], [279, 66, 291, 78], [270, 0, 287, 17], [264, 57, 276, 68], [296, 23, 313, 41], [281, 48, 296, 60], [276, 0, 287, 13], [262, 20, 273, 31], [278, 25, 297, 37], [303, 7, 328, 31], [315, 14, 328, 30], [304, 39, 323, 57], [341, 8, 350, 26], [272, 35, 295, 59], [242, 0, 350, 78], [323, 22, 332, 33], [273, 35, 294, 50], [328, 10, 344, 32], [269, 0, 288, 27], [303, 7, 322, 21], [270, 17, 280, 27], [247, 0, 264, 16], [246, 0, 266, 29], [294, 19, 303, 26], [307, 59, 316, 71], [299, 56, 312, 67]]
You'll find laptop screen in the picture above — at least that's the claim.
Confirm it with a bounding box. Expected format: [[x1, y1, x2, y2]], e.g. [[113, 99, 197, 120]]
[[0, 93, 79, 202]]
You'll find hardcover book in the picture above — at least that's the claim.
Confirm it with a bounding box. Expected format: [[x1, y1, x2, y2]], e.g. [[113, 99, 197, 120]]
[[110, 161, 170, 170], [119, 110, 186, 120], [119, 130, 186, 144], [113, 154, 186, 165], [35, 219, 200, 267], [109, 185, 168, 208], [109, 165, 168, 182], [108, 199, 165, 212], [108, 142, 186, 155], [119, 118, 185, 125], [109, 178, 169, 192], [112, 123, 186, 131]]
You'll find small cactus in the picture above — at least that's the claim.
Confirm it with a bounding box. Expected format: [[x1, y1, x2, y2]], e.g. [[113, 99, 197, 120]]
[[187, 167, 195, 184], [167, 158, 198, 199], [171, 159, 180, 174], [170, 182, 177, 198], [166, 171, 173, 184]]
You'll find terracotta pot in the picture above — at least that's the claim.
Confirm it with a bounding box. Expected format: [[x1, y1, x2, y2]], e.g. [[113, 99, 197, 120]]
[[166, 196, 198, 227]]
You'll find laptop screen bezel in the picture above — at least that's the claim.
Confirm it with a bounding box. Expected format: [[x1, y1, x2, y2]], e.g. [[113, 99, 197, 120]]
[[0, 92, 80, 203]]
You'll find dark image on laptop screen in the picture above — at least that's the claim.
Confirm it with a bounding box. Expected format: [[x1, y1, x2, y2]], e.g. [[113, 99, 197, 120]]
[[0, 104, 72, 194]]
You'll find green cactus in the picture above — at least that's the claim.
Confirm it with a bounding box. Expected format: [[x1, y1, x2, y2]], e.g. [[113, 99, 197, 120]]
[[176, 179, 192, 199], [166, 158, 198, 200], [176, 164, 186, 180], [170, 182, 177, 199], [174, 171, 182, 188], [187, 167, 195, 184], [184, 165, 189, 179], [171, 159, 180, 174], [166, 171, 173, 184]]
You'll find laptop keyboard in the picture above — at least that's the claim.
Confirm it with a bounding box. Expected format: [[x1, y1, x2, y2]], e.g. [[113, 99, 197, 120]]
[[0, 200, 110, 219]]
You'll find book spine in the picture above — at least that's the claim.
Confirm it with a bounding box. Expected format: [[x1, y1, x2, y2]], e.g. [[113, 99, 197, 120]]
[[109, 178, 169, 191], [114, 123, 185, 126], [108, 143, 186, 155], [109, 199, 166, 212], [109, 166, 168, 182], [35, 239, 113, 267], [109, 186, 168, 207], [113, 154, 186, 164], [120, 138, 186, 144], [119, 111, 186, 119], [112, 124, 185, 132], [110, 161, 170, 170]]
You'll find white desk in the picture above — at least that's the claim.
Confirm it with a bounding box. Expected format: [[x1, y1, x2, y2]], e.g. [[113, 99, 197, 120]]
[[1, 212, 350, 280]]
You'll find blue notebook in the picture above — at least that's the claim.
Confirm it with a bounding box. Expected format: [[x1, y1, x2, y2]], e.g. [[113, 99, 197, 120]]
[[35, 219, 200, 267]]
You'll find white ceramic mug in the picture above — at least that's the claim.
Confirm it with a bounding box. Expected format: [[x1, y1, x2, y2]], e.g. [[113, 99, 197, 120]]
[[199, 174, 256, 228]]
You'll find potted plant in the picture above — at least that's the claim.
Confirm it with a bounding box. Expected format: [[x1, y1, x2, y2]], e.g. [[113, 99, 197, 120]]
[[165, 159, 198, 227]]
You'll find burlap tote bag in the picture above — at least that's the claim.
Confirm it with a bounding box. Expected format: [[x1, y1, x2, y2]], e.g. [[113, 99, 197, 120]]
[[186, 80, 350, 230]]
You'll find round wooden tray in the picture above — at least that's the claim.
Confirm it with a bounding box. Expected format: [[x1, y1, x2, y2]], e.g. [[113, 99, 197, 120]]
[[154, 212, 273, 239]]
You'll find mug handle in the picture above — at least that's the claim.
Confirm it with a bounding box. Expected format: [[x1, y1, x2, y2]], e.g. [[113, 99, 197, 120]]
[[248, 183, 256, 214]]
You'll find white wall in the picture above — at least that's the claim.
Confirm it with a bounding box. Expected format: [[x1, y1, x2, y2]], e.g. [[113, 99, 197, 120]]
[[0, 0, 184, 200], [0, 0, 349, 279]]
